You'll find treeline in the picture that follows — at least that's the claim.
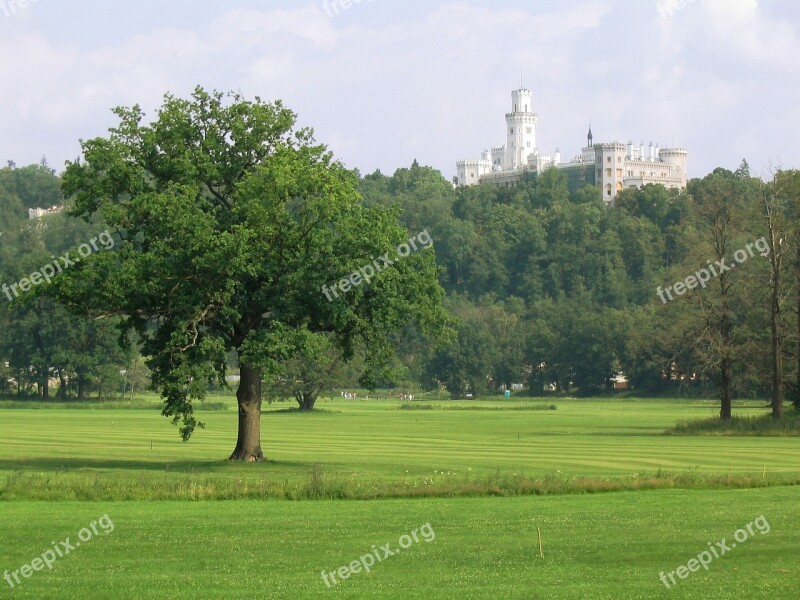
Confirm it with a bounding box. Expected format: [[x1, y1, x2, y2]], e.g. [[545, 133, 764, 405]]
[[0, 161, 146, 399], [359, 160, 800, 416], [2, 159, 800, 415]]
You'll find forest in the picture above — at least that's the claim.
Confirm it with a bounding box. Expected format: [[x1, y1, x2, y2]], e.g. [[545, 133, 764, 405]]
[[2, 158, 799, 415]]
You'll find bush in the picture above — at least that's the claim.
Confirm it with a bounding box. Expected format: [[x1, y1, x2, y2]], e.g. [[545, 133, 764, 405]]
[[667, 414, 800, 436]]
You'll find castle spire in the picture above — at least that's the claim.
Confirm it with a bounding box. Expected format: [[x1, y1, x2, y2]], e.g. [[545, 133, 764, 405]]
[[587, 125, 593, 148]]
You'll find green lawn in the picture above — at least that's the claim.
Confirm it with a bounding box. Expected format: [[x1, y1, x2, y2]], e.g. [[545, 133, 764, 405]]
[[0, 397, 798, 598], [0, 488, 797, 599], [1, 398, 798, 499]]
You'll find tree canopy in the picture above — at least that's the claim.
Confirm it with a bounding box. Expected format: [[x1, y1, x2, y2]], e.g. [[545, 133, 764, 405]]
[[48, 87, 451, 460]]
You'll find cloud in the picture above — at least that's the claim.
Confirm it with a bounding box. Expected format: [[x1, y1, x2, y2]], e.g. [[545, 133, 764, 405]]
[[0, 0, 796, 179], [702, 0, 800, 73]]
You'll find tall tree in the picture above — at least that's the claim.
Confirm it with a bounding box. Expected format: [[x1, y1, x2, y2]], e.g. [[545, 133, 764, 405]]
[[53, 88, 450, 461], [672, 169, 755, 419], [759, 175, 791, 418], [773, 170, 800, 410]]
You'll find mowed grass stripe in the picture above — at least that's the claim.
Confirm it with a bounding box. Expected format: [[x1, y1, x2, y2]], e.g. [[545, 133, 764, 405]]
[[0, 487, 797, 599], [1, 400, 798, 489]]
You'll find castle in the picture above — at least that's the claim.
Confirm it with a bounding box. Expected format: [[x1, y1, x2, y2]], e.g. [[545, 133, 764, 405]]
[[28, 206, 63, 220], [455, 89, 688, 203]]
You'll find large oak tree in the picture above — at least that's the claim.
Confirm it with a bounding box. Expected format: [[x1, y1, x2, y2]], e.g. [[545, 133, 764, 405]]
[[53, 88, 450, 461]]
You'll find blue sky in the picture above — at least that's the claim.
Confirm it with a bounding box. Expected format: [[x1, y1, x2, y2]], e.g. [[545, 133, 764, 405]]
[[1, 0, 798, 180]]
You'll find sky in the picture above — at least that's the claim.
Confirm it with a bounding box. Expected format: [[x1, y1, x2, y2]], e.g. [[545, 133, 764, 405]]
[[0, 0, 798, 182]]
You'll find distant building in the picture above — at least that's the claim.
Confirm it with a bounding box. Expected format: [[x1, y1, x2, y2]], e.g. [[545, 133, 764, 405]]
[[28, 206, 63, 220], [611, 373, 630, 390], [456, 88, 688, 203]]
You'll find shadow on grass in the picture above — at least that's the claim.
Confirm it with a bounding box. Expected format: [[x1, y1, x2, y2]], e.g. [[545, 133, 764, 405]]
[[0, 457, 238, 473], [262, 408, 341, 415]]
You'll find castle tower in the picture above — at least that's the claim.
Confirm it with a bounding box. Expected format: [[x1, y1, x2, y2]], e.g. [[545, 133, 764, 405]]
[[595, 142, 627, 204], [491, 146, 505, 171], [659, 148, 689, 187], [504, 89, 538, 171], [456, 157, 492, 187]]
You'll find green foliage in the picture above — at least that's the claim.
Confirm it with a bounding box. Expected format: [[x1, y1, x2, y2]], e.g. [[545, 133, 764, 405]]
[[668, 413, 800, 436], [0, 164, 133, 400], [0, 160, 62, 211], [265, 336, 364, 410], [362, 162, 797, 404], [6, 122, 800, 417], [53, 87, 452, 441]]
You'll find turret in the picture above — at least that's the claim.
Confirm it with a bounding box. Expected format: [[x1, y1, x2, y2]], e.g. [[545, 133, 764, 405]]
[[504, 89, 538, 170], [659, 148, 689, 187]]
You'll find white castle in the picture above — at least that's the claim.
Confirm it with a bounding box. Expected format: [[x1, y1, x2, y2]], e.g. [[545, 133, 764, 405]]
[[456, 88, 688, 203], [28, 206, 63, 220]]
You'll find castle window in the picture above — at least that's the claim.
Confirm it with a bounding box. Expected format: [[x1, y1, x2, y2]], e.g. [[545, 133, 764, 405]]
[[616, 169, 623, 177], [606, 169, 612, 177], [607, 157, 612, 163], [510, 128, 514, 134], [606, 184, 612, 197], [617, 156, 622, 163], [527, 142, 531, 148], [526, 127, 532, 134]]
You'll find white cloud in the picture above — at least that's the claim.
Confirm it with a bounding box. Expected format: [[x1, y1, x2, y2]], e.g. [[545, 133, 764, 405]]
[[702, 0, 800, 73], [0, 0, 796, 178]]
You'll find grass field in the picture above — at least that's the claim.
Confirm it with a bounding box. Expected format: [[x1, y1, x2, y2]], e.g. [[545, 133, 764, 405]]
[[1, 396, 798, 598]]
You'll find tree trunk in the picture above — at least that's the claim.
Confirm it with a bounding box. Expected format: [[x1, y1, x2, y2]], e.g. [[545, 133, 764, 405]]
[[229, 362, 265, 462], [720, 355, 732, 420], [794, 243, 800, 411], [766, 195, 785, 420], [57, 370, 68, 399], [771, 290, 784, 418], [794, 245, 800, 411], [717, 256, 734, 420], [297, 392, 318, 411], [41, 366, 49, 400]]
